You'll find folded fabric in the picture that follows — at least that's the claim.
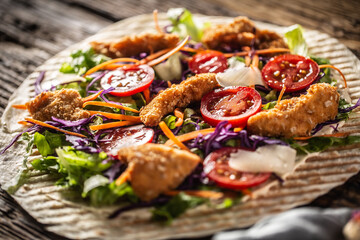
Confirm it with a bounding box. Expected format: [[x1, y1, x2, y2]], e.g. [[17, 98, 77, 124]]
[[213, 207, 352, 240]]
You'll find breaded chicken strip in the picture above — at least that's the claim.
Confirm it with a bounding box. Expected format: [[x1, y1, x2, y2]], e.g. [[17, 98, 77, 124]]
[[91, 32, 179, 58], [140, 73, 218, 126], [247, 83, 340, 138], [25, 89, 90, 121], [202, 17, 287, 51], [118, 144, 201, 201]]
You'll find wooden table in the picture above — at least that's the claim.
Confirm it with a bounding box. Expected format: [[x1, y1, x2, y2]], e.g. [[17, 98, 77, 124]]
[[0, 0, 359, 239]]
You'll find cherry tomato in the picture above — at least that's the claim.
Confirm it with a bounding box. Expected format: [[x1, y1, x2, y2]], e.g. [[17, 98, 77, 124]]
[[261, 54, 320, 92], [101, 64, 154, 97], [200, 87, 262, 128], [188, 50, 228, 74], [99, 125, 154, 158], [203, 147, 271, 190]]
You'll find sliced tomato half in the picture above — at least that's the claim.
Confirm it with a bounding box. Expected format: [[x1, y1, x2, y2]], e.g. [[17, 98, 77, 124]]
[[188, 50, 228, 74], [203, 147, 271, 190], [98, 125, 154, 158], [200, 86, 262, 128], [261, 54, 320, 92], [101, 64, 154, 97]]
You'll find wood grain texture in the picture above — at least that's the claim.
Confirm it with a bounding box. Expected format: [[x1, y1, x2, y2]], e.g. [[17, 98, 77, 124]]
[[0, 0, 359, 239]]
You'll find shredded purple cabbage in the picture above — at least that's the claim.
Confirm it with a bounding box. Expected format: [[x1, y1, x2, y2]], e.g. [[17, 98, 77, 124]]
[[51, 116, 96, 127], [65, 135, 100, 153], [34, 71, 46, 95], [85, 71, 107, 96], [102, 161, 126, 182], [339, 97, 360, 113], [0, 125, 42, 154]]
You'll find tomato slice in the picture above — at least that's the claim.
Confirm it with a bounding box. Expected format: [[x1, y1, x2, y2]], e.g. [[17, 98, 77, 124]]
[[188, 50, 228, 74], [203, 147, 271, 190], [200, 86, 262, 128], [261, 54, 320, 92], [100, 64, 154, 97], [98, 125, 154, 158]]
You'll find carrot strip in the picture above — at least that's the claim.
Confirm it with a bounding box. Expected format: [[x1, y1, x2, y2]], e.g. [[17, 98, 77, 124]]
[[165, 128, 216, 146], [277, 85, 287, 105], [89, 120, 140, 131], [233, 127, 243, 132], [167, 81, 172, 88], [115, 165, 134, 186], [224, 48, 290, 58], [319, 64, 347, 88], [241, 189, 253, 197], [83, 101, 139, 113], [18, 121, 31, 125], [181, 46, 201, 53], [251, 54, 259, 68], [146, 36, 190, 66], [25, 118, 86, 138], [159, 121, 189, 151], [82, 90, 104, 103], [164, 190, 224, 199], [153, 9, 162, 33], [143, 88, 150, 104], [12, 104, 27, 110], [174, 108, 184, 127], [83, 58, 140, 76], [103, 63, 132, 70], [88, 111, 140, 121], [293, 132, 349, 141]]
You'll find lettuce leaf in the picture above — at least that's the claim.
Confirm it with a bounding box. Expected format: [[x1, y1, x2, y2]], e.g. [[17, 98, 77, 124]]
[[152, 192, 207, 223], [167, 8, 204, 42], [284, 24, 308, 56], [310, 56, 337, 85]]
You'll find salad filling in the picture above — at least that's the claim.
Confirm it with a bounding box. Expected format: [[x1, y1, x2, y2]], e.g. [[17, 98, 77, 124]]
[[2, 9, 360, 222]]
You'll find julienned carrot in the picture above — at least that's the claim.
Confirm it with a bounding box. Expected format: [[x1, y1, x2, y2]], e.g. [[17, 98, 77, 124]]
[[83, 101, 139, 113], [241, 189, 253, 197], [167, 81, 172, 88], [164, 190, 224, 199], [12, 104, 27, 110], [251, 55, 259, 68], [224, 48, 290, 58], [18, 121, 31, 125], [82, 90, 104, 103], [146, 36, 190, 66], [140, 48, 171, 64], [89, 120, 140, 131], [277, 85, 287, 105], [88, 111, 140, 121], [159, 121, 189, 151], [181, 46, 201, 53], [319, 64, 347, 88], [143, 88, 150, 104], [83, 58, 140, 76], [233, 127, 243, 132], [25, 118, 86, 138], [153, 9, 162, 33], [103, 63, 132, 70], [293, 132, 350, 141], [115, 165, 134, 186], [165, 128, 216, 146], [174, 108, 184, 127]]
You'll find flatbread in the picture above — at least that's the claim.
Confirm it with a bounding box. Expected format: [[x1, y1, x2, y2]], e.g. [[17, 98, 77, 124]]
[[1, 13, 360, 240]]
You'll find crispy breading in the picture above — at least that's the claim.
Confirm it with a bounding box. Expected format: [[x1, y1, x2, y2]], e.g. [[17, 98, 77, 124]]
[[91, 32, 180, 58], [247, 83, 340, 138], [118, 144, 201, 202], [140, 73, 218, 126], [25, 89, 90, 121], [202, 16, 287, 51]]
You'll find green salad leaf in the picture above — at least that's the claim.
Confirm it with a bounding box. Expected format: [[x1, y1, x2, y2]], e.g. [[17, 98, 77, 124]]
[[284, 24, 308, 56], [310, 56, 336, 85], [60, 47, 110, 75], [167, 8, 205, 42], [152, 192, 207, 223]]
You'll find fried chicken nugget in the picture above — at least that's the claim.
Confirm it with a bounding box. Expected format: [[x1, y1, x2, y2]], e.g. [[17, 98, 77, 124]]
[[202, 16, 287, 51], [140, 73, 218, 126], [247, 83, 340, 138], [118, 144, 201, 201], [25, 89, 90, 121], [91, 32, 179, 58]]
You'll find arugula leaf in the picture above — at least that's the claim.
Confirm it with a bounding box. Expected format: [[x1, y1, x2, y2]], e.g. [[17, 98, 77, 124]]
[[287, 135, 360, 154], [167, 8, 204, 42], [284, 24, 308, 56], [60, 47, 110, 75], [152, 192, 207, 223]]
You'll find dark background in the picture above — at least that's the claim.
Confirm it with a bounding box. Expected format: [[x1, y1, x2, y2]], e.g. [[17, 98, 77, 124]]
[[0, 0, 359, 239]]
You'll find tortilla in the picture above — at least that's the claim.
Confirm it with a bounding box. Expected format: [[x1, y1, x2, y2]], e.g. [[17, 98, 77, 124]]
[[1, 13, 360, 240]]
